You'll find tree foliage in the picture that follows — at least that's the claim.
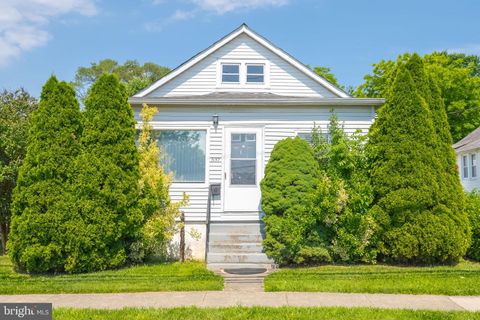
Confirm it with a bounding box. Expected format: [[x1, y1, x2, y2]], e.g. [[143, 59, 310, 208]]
[[261, 137, 326, 265], [0, 89, 37, 254], [8, 77, 83, 273], [312, 66, 341, 88], [73, 59, 170, 98], [130, 103, 187, 262], [355, 52, 480, 142], [72, 74, 142, 272], [310, 114, 377, 263], [367, 56, 470, 264], [466, 190, 480, 261]]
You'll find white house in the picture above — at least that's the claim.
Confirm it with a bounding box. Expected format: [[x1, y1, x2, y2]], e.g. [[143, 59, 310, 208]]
[[454, 127, 480, 192], [129, 24, 384, 269]]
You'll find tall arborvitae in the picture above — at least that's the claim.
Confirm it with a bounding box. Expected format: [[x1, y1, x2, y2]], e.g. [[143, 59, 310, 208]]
[[8, 76, 82, 273], [73, 74, 141, 272], [404, 55, 470, 251], [368, 61, 468, 264]]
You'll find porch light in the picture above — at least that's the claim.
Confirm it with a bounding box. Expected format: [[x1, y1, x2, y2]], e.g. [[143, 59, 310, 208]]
[[212, 114, 219, 130]]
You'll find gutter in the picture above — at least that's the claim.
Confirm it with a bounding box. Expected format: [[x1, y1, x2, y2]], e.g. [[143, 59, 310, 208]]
[[128, 97, 385, 107]]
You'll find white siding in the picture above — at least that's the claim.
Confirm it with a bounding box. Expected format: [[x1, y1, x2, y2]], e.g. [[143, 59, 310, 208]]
[[148, 34, 337, 98], [457, 149, 480, 192], [134, 105, 374, 222]]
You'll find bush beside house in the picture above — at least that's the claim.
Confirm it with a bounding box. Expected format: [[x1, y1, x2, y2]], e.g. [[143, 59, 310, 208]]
[[466, 191, 480, 261], [310, 115, 377, 263], [261, 137, 324, 265], [262, 54, 473, 266]]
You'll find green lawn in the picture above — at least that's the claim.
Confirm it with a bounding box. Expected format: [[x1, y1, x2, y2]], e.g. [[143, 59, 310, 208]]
[[54, 307, 480, 320], [0, 256, 223, 294], [265, 260, 480, 295]]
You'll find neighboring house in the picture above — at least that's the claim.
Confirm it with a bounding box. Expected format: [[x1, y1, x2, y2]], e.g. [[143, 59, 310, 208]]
[[454, 127, 480, 192], [129, 24, 384, 269]]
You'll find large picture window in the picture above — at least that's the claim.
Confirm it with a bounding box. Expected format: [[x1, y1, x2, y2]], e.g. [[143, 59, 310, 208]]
[[158, 130, 206, 183]]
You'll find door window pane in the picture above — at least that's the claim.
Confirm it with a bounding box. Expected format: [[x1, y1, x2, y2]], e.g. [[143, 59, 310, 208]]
[[231, 133, 256, 185], [232, 134, 256, 158], [158, 130, 206, 182], [231, 160, 256, 185]]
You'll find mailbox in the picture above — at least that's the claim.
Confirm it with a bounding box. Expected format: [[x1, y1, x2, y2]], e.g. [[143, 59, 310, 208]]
[[210, 183, 221, 196]]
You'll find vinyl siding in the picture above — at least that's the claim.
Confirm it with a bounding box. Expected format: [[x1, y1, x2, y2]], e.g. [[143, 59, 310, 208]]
[[148, 34, 337, 98], [134, 105, 374, 222]]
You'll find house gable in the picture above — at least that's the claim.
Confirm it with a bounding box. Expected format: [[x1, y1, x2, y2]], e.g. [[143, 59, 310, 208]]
[[135, 24, 349, 99]]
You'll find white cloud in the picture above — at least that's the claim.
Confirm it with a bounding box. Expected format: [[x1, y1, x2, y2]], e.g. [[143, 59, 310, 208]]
[[192, 0, 289, 14], [0, 0, 98, 67], [447, 44, 480, 56], [145, 9, 196, 32], [146, 0, 289, 32]]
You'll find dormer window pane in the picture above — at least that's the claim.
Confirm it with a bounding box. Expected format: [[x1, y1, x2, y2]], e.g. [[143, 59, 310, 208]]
[[222, 64, 239, 83], [247, 64, 264, 83]]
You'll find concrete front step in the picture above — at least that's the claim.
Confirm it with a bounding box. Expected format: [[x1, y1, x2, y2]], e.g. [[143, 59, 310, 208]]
[[209, 233, 264, 243], [209, 223, 265, 235], [208, 243, 265, 253], [207, 252, 274, 264], [207, 263, 276, 270]]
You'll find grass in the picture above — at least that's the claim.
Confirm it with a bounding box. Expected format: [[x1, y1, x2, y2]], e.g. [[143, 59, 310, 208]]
[[0, 255, 223, 294], [53, 307, 480, 320], [264, 260, 480, 295]]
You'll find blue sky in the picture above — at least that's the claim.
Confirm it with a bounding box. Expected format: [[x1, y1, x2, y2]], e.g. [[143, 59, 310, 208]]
[[1, 0, 479, 97]]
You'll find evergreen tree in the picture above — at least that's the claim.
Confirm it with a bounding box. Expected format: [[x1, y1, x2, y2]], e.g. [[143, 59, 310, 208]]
[[368, 60, 469, 264], [0, 88, 37, 254], [261, 137, 328, 265], [73, 74, 142, 272], [8, 76, 82, 273], [405, 55, 470, 247]]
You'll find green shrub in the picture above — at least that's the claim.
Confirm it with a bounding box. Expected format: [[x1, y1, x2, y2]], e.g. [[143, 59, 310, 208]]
[[131, 104, 187, 262], [367, 55, 470, 264], [466, 190, 480, 261], [8, 76, 82, 273], [310, 114, 377, 263], [72, 74, 142, 272], [261, 137, 324, 265]]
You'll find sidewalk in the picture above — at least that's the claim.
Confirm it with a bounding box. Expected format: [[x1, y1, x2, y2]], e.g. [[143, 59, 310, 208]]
[[1, 291, 480, 311]]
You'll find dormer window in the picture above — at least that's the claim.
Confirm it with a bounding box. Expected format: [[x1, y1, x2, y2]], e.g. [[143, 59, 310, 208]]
[[218, 61, 268, 87], [222, 64, 240, 83], [246, 64, 264, 83]]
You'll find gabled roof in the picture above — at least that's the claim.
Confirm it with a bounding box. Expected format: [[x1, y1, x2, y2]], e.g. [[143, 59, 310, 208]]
[[134, 23, 350, 99], [453, 127, 480, 153]]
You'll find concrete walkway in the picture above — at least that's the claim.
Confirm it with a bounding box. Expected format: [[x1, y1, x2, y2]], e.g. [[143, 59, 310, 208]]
[[1, 292, 480, 311]]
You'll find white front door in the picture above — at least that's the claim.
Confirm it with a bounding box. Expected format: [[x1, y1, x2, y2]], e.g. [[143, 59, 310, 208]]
[[224, 127, 263, 212]]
